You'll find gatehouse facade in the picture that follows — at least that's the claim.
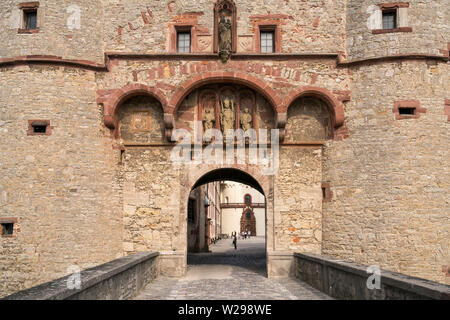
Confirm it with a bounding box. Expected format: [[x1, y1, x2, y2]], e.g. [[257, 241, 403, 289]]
[[0, 0, 449, 297]]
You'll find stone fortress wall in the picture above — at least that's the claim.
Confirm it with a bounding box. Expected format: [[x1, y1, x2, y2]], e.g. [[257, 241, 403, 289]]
[[0, 0, 448, 297]]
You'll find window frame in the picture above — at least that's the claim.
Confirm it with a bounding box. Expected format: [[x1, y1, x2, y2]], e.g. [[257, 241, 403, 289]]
[[18, 2, 40, 34], [260, 30, 275, 53]]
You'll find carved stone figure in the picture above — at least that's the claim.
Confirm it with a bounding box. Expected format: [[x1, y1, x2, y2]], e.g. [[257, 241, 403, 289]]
[[202, 108, 216, 131], [240, 107, 252, 131], [220, 95, 235, 135], [218, 15, 232, 62]]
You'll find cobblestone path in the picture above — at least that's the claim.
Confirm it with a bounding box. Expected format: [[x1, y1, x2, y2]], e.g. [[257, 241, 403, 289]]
[[135, 236, 332, 300]]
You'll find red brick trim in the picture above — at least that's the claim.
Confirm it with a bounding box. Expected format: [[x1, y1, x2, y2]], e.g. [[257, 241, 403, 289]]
[[19, 2, 39, 9], [0, 217, 19, 238], [444, 99, 450, 122], [283, 86, 345, 129], [372, 27, 412, 34], [18, 28, 40, 34], [322, 182, 333, 202], [392, 100, 426, 120], [97, 84, 168, 136], [168, 71, 282, 116], [27, 120, 52, 136], [377, 2, 410, 9], [0, 55, 107, 71], [338, 54, 448, 67], [213, 0, 237, 54]]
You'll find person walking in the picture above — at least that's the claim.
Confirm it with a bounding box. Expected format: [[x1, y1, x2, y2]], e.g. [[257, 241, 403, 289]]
[[248, 230, 251, 238], [232, 234, 237, 250]]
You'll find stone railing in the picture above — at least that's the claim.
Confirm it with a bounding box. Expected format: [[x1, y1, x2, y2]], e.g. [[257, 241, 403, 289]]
[[294, 253, 450, 300], [2, 252, 159, 300]]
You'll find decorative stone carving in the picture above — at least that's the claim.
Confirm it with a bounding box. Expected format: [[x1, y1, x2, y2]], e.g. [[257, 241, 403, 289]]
[[197, 35, 213, 52], [203, 108, 215, 131], [218, 16, 232, 62], [240, 107, 252, 131], [220, 95, 235, 135]]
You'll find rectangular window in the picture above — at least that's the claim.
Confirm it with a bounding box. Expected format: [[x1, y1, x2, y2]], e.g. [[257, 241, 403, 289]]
[[260, 31, 275, 53], [24, 10, 37, 30], [399, 107, 415, 115], [1, 223, 14, 236], [177, 32, 191, 53], [382, 10, 397, 30]]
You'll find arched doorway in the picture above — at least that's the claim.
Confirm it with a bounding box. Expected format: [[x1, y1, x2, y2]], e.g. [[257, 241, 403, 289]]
[[240, 209, 256, 236], [186, 168, 267, 276]]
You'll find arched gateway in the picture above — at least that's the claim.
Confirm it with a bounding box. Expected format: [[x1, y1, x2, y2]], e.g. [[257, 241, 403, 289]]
[[111, 77, 337, 278]]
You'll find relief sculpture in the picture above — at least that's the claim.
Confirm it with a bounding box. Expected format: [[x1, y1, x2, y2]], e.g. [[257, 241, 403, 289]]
[[203, 108, 216, 131], [240, 108, 252, 131], [220, 95, 235, 136]]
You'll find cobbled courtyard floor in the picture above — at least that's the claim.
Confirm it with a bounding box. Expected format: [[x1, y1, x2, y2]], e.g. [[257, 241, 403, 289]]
[[135, 236, 332, 300]]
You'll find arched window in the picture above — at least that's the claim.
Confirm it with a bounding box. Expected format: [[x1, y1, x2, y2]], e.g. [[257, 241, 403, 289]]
[[244, 194, 252, 205]]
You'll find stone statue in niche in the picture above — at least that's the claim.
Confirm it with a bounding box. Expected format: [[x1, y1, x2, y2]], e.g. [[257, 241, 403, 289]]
[[240, 108, 252, 131], [218, 15, 232, 63], [220, 95, 235, 135], [203, 108, 216, 131]]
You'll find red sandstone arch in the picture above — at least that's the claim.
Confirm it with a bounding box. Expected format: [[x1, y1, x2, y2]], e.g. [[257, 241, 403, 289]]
[[97, 83, 168, 131], [283, 86, 345, 128], [167, 71, 283, 115]]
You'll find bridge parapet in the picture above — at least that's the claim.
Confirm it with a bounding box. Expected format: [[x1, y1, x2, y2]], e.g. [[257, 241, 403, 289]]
[[2, 252, 159, 300], [294, 253, 450, 300]]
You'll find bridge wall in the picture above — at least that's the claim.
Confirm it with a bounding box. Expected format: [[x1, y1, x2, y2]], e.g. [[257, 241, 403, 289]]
[[3, 251, 159, 300], [294, 252, 450, 300]]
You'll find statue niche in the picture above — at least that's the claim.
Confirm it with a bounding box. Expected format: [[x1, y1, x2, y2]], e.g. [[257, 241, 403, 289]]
[[220, 94, 235, 136], [201, 93, 216, 132], [214, 0, 237, 63]]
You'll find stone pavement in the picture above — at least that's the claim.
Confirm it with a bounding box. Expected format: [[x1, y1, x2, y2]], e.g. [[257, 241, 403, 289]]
[[134, 236, 332, 300]]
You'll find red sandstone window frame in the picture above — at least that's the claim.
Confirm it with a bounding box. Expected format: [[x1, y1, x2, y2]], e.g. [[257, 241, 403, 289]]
[[322, 182, 333, 203], [18, 2, 40, 34], [170, 25, 197, 53], [392, 100, 426, 120], [372, 2, 412, 34], [0, 218, 18, 238], [255, 23, 281, 54], [27, 120, 52, 136]]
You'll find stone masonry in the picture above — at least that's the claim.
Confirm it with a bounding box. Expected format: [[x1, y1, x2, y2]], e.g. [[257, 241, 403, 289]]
[[0, 0, 449, 297]]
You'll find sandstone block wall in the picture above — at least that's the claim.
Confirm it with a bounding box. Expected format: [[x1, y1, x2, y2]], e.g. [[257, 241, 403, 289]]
[[322, 60, 450, 284], [346, 0, 449, 60], [0, 0, 105, 63], [0, 65, 123, 297]]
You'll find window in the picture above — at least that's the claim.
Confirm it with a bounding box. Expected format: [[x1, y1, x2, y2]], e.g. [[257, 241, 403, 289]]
[[18, 2, 40, 33], [260, 31, 275, 53], [33, 124, 47, 133], [27, 120, 52, 136], [244, 194, 252, 205], [1, 223, 14, 236], [398, 107, 415, 116], [24, 10, 37, 30], [177, 32, 191, 53], [382, 10, 397, 30]]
